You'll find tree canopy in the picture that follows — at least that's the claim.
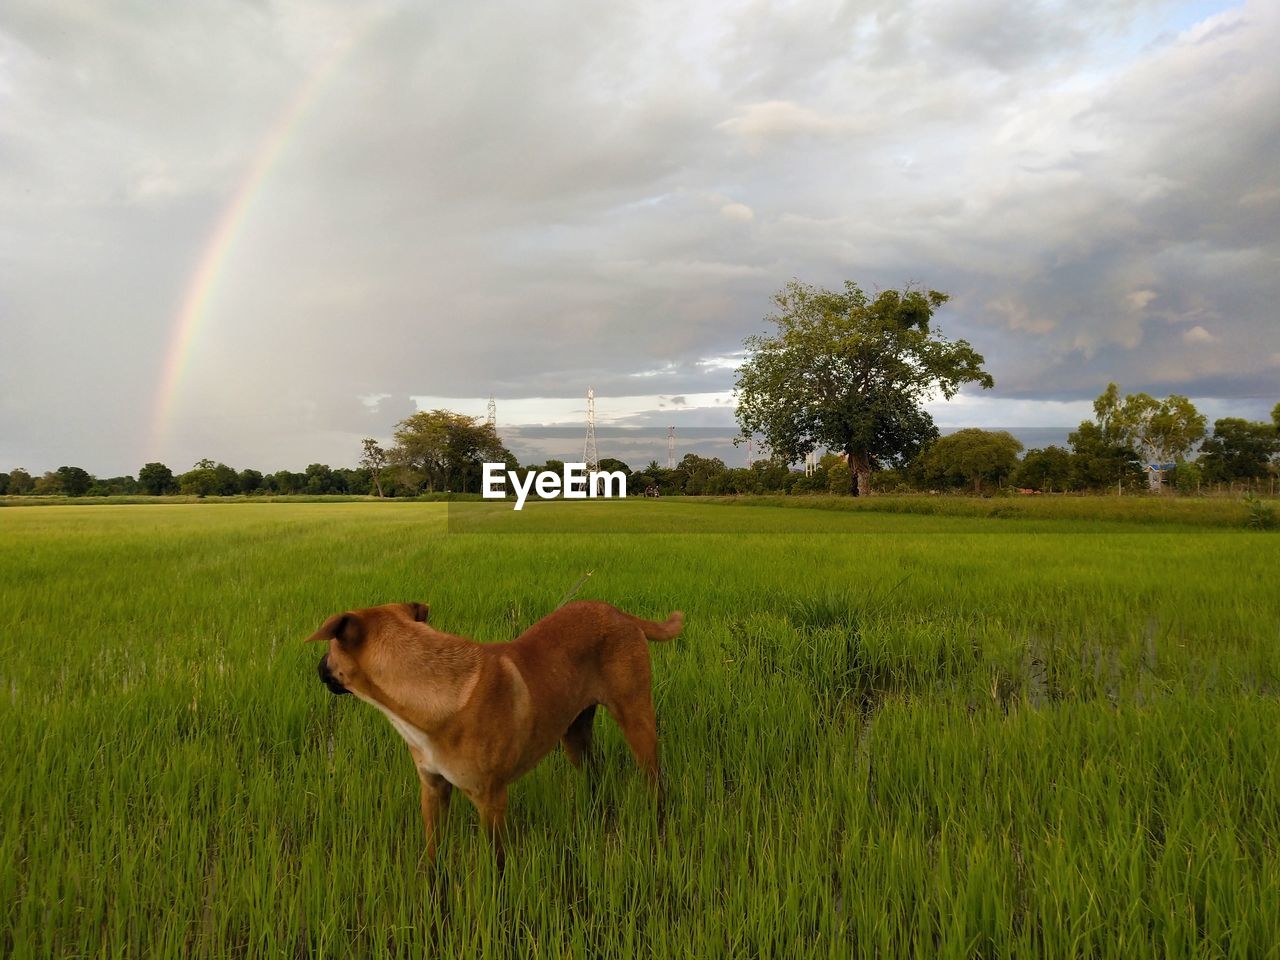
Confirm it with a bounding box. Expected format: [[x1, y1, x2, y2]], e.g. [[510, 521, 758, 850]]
[[924, 429, 1023, 494], [735, 280, 992, 495], [391, 410, 513, 493], [1012, 445, 1073, 492], [138, 462, 176, 496], [1092, 384, 1206, 467], [1199, 418, 1279, 483]]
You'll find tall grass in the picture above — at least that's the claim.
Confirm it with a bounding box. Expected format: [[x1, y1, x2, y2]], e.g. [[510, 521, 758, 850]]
[[1, 502, 1278, 957]]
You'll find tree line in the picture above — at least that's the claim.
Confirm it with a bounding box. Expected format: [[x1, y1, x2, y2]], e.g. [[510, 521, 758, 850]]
[[0, 460, 383, 498], [4, 390, 1274, 500]]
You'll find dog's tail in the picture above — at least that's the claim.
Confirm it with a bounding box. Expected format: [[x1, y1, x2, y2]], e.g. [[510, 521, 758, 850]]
[[631, 610, 684, 642]]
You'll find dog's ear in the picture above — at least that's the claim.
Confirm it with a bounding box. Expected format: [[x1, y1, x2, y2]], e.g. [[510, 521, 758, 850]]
[[404, 602, 430, 623], [304, 612, 365, 648]]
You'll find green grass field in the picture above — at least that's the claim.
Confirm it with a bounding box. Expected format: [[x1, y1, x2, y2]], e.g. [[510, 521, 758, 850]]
[[2, 500, 1278, 958]]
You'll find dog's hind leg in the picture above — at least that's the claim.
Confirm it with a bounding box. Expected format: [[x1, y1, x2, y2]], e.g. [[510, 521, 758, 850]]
[[607, 696, 661, 784], [608, 695, 666, 824], [562, 704, 598, 771]]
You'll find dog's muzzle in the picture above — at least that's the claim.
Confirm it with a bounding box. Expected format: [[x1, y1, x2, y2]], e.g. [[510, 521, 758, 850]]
[[317, 655, 351, 696]]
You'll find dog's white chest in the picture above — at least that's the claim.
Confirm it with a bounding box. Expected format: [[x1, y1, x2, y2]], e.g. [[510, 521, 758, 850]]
[[356, 694, 458, 783]]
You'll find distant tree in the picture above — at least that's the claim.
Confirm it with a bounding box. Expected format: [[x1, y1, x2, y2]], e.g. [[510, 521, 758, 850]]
[[925, 429, 1023, 494], [7, 468, 34, 495], [1068, 421, 1145, 492], [596, 457, 632, 475], [238, 469, 264, 494], [1012, 445, 1074, 492], [138, 462, 176, 496], [265, 470, 306, 495], [735, 280, 992, 495], [1273, 402, 1280, 431], [34, 472, 63, 495], [750, 458, 793, 493], [55, 466, 93, 496], [0, 472, 8, 495], [87, 476, 139, 496], [1172, 461, 1202, 495], [179, 467, 218, 497], [727, 468, 752, 496], [391, 410, 513, 493], [1198, 418, 1279, 484], [869, 467, 909, 493], [788, 452, 835, 494], [629, 471, 655, 495], [678, 454, 726, 495], [211, 463, 239, 496], [194, 458, 217, 470], [826, 460, 852, 494], [630, 461, 663, 495], [360, 439, 389, 498], [336, 467, 372, 495], [304, 464, 347, 495]]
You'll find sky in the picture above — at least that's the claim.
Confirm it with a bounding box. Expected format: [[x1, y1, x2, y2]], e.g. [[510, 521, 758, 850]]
[[1, 0, 1276, 475]]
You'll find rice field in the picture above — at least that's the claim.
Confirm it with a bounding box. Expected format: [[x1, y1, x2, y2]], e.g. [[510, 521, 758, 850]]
[[2, 500, 1278, 958]]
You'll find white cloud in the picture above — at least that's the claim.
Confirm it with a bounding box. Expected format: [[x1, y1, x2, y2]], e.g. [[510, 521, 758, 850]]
[[1126, 289, 1158, 310], [1181, 325, 1218, 344], [719, 202, 754, 221], [358, 393, 392, 411], [696, 353, 747, 373], [717, 100, 860, 142]]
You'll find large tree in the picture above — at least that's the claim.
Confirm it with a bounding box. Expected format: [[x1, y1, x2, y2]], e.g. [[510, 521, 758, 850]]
[[391, 410, 512, 493], [1092, 384, 1206, 486], [734, 280, 993, 495]]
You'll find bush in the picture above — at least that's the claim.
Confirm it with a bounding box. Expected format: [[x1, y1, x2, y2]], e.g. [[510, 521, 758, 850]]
[[1244, 494, 1276, 530], [1173, 461, 1202, 495]]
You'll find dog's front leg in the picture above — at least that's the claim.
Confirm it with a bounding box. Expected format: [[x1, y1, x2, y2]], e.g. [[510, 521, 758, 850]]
[[417, 770, 452, 863], [471, 784, 509, 870]]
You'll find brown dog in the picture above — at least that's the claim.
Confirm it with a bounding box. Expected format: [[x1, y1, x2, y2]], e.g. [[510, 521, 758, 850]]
[[307, 599, 682, 863]]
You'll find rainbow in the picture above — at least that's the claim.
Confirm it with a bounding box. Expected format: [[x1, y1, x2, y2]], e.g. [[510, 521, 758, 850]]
[[150, 23, 374, 461]]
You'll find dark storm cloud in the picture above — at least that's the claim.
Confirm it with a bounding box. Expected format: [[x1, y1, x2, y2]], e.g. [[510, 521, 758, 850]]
[[1, 0, 1275, 475]]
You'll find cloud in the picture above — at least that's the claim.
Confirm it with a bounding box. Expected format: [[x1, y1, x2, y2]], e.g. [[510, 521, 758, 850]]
[[1181, 325, 1218, 344], [358, 393, 392, 411], [720, 201, 755, 221], [1126, 289, 1158, 310], [717, 100, 859, 143]]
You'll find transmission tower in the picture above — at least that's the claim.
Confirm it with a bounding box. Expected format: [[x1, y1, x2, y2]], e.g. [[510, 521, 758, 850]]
[[583, 387, 599, 474], [666, 426, 675, 469], [746, 437, 755, 468], [805, 451, 817, 476], [486, 393, 496, 429]]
